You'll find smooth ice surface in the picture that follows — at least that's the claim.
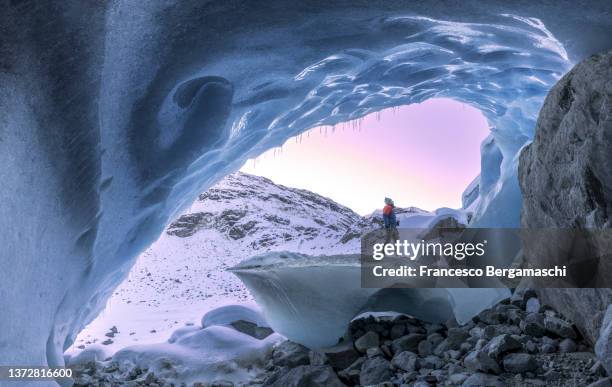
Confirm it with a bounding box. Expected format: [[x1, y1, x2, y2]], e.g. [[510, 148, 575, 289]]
[[4, 1, 612, 375], [230, 252, 508, 347]]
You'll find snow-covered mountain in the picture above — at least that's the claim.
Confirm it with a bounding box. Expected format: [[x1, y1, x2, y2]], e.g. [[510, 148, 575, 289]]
[[165, 172, 371, 253]]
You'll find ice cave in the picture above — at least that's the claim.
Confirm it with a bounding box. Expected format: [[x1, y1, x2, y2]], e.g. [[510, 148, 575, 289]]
[[2, 1, 612, 386]]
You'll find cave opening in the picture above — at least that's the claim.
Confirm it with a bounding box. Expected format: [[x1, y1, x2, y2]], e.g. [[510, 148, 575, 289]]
[[241, 98, 490, 214]]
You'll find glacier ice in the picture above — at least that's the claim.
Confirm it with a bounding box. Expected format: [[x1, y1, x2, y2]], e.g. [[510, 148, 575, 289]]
[[230, 252, 508, 348], [110, 324, 282, 385], [4, 1, 612, 376]]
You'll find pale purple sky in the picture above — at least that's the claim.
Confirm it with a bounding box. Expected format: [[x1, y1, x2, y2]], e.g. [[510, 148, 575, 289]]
[[241, 98, 489, 214]]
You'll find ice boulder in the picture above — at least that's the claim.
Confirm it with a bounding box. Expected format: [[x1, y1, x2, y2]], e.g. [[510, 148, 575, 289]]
[[230, 252, 508, 347], [112, 325, 283, 385]]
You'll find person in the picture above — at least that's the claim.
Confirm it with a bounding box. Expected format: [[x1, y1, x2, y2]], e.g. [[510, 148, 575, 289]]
[[383, 197, 399, 243]]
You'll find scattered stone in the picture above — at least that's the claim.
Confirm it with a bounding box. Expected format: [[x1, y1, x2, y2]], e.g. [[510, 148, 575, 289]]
[[418, 339, 432, 356], [360, 356, 393, 385], [272, 341, 310, 367], [544, 315, 577, 339], [521, 313, 546, 337], [526, 297, 541, 313], [420, 355, 444, 370], [461, 372, 505, 387], [391, 333, 425, 354], [355, 331, 379, 353], [322, 341, 359, 370], [390, 324, 405, 339], [266, 365, 344, 387], [447, 327, 470, 349], [483, 334, 522, 359], [101, 339, 113, 345], [503, 353, 538, 373], [464, 350, 501, 374], [391, 351, 418, 372], [308, 350, 327, 366], [366, 347, 383, 358], [560, 338, 578, 353]]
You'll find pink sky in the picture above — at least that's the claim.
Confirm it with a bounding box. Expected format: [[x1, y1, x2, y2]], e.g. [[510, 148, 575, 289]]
[[241, 98, 490, 214]]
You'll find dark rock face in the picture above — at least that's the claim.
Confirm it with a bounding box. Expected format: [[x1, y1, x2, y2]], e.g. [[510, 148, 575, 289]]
[[519, 51, 612, 344]]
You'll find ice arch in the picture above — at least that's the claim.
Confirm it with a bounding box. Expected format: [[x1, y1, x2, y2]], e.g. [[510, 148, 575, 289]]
[[1, 1, 605, 379]]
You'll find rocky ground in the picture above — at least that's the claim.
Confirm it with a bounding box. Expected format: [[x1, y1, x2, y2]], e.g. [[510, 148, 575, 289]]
[[71, 289, 611, 386]]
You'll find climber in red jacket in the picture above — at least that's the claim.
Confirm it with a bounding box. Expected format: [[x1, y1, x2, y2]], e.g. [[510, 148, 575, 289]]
[[383, 197, 399, 243]]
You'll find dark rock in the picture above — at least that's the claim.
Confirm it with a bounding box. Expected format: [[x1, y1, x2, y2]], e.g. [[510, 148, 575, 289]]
[[588, 378, 612, 387], [461, 372, 505, 387], [502, 353, 538, 373], [559, 338, 577, 353], [463, 350, 501, 374], [447, 372, 469, 385], [366, 347, 383, 358], [360, 356, 393, 385], [391, 333, 425, 354], [391, 351, 418, 372], [272, 341, 310, 367], [418, 339, 433, 356], [483, 334, 522, 359], [591, 360, 607, 376], [447, 327, 470, 349], [265, 365, 344, 387], [544, 316, 577, 339], [308, 350, 328, 366], [420, 355, 444, 370], [230, 320, 273, 339], [390, 324, 406, 339], [521, 313, 546, 337], [338, 356, 364, 385], [322, 341, 360, 370], [355, 331, 379, 353]]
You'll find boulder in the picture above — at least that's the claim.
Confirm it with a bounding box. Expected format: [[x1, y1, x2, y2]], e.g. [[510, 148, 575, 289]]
[[519, 50, 612, 345], [322, 340, 360, 370], [391, 333, 425, 354], [502, 353, 538, 373], [272, 341, 310, 367], [360, 356, 393, 385], [461, 372, 505, 387], [391, 351, 418, 372], [355, 331, 379, 353]]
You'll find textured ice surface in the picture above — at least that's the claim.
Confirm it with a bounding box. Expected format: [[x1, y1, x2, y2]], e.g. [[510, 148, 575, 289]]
[[110, 323, 282, 385], [5, 1, 611, 374], [230, 252, 507, 347]]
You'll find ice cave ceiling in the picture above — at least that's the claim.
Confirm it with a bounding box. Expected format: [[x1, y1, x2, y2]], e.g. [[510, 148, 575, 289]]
[[1, 0, 612, 371]]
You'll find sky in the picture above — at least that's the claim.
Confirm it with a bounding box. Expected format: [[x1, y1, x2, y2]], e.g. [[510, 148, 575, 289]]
[[240, 98, 490, 215]]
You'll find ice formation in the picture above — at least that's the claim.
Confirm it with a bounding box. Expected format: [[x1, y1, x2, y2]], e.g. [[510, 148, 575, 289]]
[[230, 252, 508, 347], [81, 306, 282, 385], [7, 1, 612, 377]]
